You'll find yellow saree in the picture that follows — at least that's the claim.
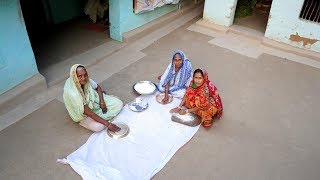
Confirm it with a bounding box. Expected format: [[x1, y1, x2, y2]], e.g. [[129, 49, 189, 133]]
[[63, 64, 123, 122]]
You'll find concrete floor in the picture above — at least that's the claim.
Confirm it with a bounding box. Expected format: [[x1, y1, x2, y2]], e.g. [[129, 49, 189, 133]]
[[1, 6, 320, 180], [0, 100, 87, 179]]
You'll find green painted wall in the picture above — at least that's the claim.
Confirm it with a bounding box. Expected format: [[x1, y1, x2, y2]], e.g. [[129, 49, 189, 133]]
[[109, 0, 178, 41], [0, 0, 39, 94]]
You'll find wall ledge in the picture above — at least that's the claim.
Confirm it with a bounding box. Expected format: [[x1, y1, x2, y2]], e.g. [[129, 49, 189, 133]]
[[0, 73, 47, 116], [262, 37, 320, 62]]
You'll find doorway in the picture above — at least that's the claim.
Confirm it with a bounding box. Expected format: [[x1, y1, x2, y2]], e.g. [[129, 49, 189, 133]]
[[20, 0, 111, 85], [233, 0, 272, 33]]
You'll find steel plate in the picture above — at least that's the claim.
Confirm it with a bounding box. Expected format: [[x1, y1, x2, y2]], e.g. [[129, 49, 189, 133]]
[[156, 93, 173, 104], [171, 112, 201, 127], [107, 122, 130, 139], [128, 98, 148, 112]]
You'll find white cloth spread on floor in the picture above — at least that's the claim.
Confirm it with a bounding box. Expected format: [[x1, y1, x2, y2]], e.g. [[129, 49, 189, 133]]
[[62, 94, 199, 180]]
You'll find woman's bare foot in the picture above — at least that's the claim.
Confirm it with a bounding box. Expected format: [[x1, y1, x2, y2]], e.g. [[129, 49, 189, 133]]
[[201, 119, 213, 129]]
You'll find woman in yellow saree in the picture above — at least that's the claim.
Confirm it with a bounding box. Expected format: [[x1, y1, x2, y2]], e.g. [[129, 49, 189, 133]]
[[63, 64, 123, 132]]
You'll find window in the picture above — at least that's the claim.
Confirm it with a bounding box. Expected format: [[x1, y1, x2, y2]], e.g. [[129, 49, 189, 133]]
[[299, 0, 320, 23]]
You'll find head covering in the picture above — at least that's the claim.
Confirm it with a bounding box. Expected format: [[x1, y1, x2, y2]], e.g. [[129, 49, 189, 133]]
[[159, 50, 192, 92], [63, 64, 97, 122], [190, 69, 223, 119]]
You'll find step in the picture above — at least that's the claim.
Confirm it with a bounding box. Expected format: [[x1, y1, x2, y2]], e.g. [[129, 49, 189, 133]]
[[0, 74, 47, 116], [262, 37, 320, 62], [229, 25, 264, 41]]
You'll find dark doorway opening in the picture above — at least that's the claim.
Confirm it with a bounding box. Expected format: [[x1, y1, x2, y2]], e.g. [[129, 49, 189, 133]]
[[234, 0, 272, 33], [20, 0, 111, 84]]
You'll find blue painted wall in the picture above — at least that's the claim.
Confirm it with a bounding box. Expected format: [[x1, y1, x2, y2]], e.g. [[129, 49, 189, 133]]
[[109, 0, 178, 41], [265, 0, 320, 53], [203, 0, 238, 26], [0, 0, 39, 94]]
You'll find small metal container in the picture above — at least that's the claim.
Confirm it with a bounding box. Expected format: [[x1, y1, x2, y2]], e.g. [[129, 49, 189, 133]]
[[133, 81, 156, 95], [107, 122, 130, 139]]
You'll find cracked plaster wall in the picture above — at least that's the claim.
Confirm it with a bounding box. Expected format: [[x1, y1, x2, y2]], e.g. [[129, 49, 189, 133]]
[[265, 0, 320, 53]]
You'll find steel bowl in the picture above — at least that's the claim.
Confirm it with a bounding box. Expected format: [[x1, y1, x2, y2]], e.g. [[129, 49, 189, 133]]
[[107, 122, 130, 139], [133, 81, 156, 95]]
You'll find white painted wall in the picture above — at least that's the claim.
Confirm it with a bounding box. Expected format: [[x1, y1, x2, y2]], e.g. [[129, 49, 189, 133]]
[[203, 0, 238, 26], [265, 0, 320, 53]]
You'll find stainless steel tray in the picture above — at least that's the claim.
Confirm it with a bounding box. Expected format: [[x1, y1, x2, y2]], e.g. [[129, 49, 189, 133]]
[[107, 122, 130, 139], [171, 112, 201, 127], [133, 81, 156, 95], [156, 93, 173, 104], [128, 98, 148, 112]]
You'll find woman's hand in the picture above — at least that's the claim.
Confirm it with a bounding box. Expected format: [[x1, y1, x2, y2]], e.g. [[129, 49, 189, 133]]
[[100, 103, 108, 113], [107, 123, 121, 132], [170, 107, 181, 113], [162, 95, 169, 104], [178, 109, 187, 115]]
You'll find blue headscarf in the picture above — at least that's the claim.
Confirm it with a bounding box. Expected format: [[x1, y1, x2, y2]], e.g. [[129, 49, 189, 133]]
[[159, 50, 192, 92]]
